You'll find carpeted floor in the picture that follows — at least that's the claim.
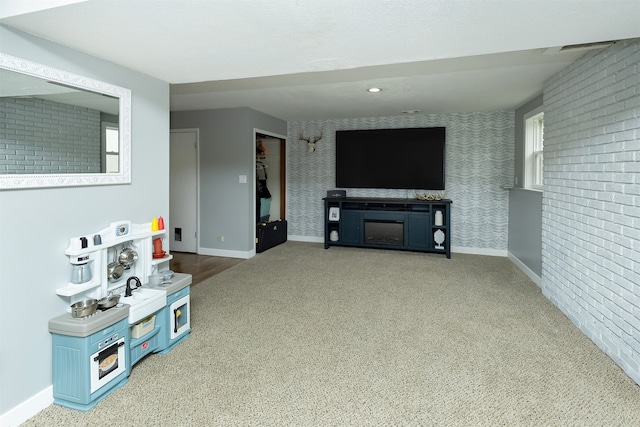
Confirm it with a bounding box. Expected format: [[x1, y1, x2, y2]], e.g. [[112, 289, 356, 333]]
[[24, 242, 640, 426]]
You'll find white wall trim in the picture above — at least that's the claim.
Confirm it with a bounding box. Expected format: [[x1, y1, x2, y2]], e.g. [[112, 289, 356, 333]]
[[451, 246, 507, 257], [287, 238, 509, 257], [198, 247, 254, 259], [507, 251, 542, 287], [288, 235, 324, 243], [0, 386, 52, 427]]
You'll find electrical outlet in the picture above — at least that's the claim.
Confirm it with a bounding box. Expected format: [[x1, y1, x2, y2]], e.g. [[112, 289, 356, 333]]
[[217, 235, 224, 242]]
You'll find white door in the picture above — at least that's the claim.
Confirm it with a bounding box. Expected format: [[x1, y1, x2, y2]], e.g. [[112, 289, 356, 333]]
[[170, 129, 198, 252]]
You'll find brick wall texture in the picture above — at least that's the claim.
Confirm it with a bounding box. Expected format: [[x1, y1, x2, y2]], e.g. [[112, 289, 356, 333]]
[[0, 97, 101, 174], [542, 38, 639, 384]]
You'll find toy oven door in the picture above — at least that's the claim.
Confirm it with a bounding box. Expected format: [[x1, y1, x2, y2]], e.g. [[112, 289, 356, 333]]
[[170, 295, 190, 340], [90, 337, 126, 393]]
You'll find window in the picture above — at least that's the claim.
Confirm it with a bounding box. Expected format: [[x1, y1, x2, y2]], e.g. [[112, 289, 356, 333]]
[[101, 122, 119, 173], [524, 108, 544, 190]]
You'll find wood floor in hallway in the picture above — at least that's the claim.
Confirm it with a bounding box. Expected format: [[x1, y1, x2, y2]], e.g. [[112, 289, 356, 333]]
[[169, 252, 244, 285]]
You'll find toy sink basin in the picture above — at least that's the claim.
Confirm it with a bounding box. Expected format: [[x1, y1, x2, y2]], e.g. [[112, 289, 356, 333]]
[[120, 287, 166, 324]]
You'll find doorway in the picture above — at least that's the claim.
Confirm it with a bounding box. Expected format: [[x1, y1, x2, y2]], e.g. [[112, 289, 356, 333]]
[[254, 129, 286, 246], [170, 129, 199, 253]]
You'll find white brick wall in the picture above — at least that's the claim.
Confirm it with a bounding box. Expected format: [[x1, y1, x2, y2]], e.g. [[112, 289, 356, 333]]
[[542, 38, 640, 384], [0, 97, 101, 174]]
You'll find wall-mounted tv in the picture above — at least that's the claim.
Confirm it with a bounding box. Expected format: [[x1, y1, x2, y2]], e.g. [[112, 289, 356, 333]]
[[335, 127, 445, 190]]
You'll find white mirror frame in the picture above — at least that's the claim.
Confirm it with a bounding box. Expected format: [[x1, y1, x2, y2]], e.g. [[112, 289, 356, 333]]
[[0, 52, 131, 190]]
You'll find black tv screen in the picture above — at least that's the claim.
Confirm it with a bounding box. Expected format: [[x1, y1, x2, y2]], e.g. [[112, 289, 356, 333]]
[[335, 127, 445, 190]]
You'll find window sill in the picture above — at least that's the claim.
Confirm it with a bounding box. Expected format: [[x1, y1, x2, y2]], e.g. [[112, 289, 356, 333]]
[[509, 187, 542, 193]]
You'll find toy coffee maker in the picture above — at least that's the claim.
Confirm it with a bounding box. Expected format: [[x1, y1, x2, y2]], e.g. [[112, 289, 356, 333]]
[[152, 237, 166, 258]]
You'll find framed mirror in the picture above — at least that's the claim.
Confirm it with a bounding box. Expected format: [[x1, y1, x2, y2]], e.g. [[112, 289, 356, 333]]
[[0, 52, 131, 189]]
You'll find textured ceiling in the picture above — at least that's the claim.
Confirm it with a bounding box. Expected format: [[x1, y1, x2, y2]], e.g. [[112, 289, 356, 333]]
[[1, 0, 639, 121]]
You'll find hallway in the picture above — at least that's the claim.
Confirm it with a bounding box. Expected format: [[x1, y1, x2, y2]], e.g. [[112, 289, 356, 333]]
[[170, 252, 243, 285]]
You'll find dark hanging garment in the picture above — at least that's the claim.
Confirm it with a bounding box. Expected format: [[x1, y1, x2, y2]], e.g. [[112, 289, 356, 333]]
[[256, 162, 271, 223], [256, 162, 271, 198]]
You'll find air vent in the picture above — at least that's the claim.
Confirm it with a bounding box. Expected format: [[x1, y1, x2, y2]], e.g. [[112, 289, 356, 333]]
[[544, 41, 615, 55], [561, 41, 615, 51]]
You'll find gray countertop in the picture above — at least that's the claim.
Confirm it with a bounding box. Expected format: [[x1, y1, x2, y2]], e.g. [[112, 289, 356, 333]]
[[49, 273, 191, 337], [49, 304, 129, 337], [148, 272, 192, 294]]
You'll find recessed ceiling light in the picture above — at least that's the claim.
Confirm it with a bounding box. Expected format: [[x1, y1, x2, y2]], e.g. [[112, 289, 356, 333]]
[[367, 87, 381, 93]]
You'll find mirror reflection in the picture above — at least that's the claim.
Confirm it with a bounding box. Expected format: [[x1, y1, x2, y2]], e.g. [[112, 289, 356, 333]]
[[0, 68, 120, 175]]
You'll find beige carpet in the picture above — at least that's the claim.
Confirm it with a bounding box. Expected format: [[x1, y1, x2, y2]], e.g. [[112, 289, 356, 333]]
[[24, 242, 640, 426]]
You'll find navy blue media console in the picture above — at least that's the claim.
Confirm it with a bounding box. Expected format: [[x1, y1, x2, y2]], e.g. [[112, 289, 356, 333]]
[[323, 197, 452, 258]]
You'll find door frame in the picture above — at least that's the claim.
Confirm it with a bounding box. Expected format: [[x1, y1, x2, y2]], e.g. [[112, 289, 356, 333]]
[[170, 128, 200, 253], [253, 128, 287, 251]]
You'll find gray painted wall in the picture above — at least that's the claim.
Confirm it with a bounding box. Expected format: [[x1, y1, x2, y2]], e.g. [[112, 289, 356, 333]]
[[542, 38, 640, 384], [0, 26, 170, 414], [508, 189, 543, 277], [508, 94, 544, 278], [287, 112, 515, 252], [170, 108, 287, 254]]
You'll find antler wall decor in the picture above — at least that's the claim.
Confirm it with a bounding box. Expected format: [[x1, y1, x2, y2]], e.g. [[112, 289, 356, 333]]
[[299, 131, 323, 153]]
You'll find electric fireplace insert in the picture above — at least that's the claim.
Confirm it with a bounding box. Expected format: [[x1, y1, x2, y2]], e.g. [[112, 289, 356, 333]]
[[364, 220, 404, 246]]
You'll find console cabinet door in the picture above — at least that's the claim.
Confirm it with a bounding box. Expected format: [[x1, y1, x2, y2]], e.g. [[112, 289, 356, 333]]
[[407, 213, 430, 250], [340, 211, 361, 244]]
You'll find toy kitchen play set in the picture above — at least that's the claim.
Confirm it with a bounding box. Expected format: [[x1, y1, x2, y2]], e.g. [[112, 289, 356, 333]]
[[48, 219, 191, 411]]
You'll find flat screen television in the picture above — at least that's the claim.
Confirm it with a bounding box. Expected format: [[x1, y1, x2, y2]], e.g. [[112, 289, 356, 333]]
[[335, 127, 445, 190]]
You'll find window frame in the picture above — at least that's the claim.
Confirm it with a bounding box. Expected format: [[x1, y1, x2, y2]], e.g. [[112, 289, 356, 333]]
[[101, 121, 120, 174], [524, 107, 544, 191]]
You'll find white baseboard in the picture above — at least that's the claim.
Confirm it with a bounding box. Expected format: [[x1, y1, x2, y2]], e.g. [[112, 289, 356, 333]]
[[196, 240, 514, 262], [286, 239, 508, 257], [198, 247, 254, 259], [507, 251, 542, 287], [451, 246, 507, 257], [0, 386, 52, 427], [288, 235, 324, 243]]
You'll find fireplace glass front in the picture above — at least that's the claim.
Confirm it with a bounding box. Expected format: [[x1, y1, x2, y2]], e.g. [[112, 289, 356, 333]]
[[364, 220, 404, 246]]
